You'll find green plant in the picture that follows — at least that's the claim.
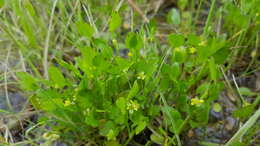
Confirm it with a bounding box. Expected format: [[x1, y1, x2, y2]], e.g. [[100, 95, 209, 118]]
[[0, 0, 258, 145], [15, 17, 232, 144]]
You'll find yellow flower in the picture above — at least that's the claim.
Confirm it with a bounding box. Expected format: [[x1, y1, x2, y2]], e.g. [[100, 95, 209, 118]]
[[175, 47, 181, 52], [64, 100, 72, 107], [137, 72, 146, 80], [128, 52, 133, 57], [189, 47, 196, 54], [127, 100, 140, 114], [199, 41, 206, 46], [256, 13, 259, 17], [191, 97, 204, 106], [43, 132, 60, 140]]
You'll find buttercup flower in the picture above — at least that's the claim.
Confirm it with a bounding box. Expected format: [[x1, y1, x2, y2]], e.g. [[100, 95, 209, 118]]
[[128, 52, 133, 57], [127, 100, 140, 114], [64, 100, 73, 107], [189, 47, 196, 54], [137, 72, 146, 80], [43, 132, 60, 141], [175, 47, 181, 52], [199, 41, 206, 46], [191, 97, 204, 106]]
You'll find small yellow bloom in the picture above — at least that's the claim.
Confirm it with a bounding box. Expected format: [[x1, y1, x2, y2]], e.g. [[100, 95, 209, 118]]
[[128, 52, 133, 57], [191, 97, 204, 106], [175, 47, 181, 52], [64, 100, 72, 107], [137, 72, 146, 80], [127, 100, 140, 114], [43, 132, 60, 140], [256, 13, 259, 17], [189, 47, 197, 54], [199, 41, 206, 46]]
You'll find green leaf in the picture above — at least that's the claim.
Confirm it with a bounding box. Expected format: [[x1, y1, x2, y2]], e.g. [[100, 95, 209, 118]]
[[108, 105, 125, 125], [232, 105, 255, 120], [29, 95, 41, 110], [173, 47, 187, 63], [238, 87, 254, 96], [171, 63, 180, 79], [168, 34, 184, 47], [106, 140, 120, 146], [150, 133, 164, 145], [16, 72, 38, 91], [200, 142, 220, 146], [49, 66, 67, 88], [167, 8, 181, 25], [99, 121, 117, 140], [159, 77, 171, 92], [56, 59, 82, 78], [135, 58, 158, 77], [93, 38, 113, 59], [85, 111, 99, 127], [0, 0, 5, 7], [116, 57, 132, 71], [213, 47, 230, 64], [79, 46, 96, 65], [36, 89, 63, 111], [76, 21, 94, 38], [128, 81, 139, 99], [208, 58, 217, 81], [135, 120, 146, 134], [148, 105, 160, 117], [190, 102, 210, 125], [116, 97, 127, 114], [162, 106, 183, 134], [187, 34, 200, 46], [125, 32, 143, 50], [196, 83, 210, 95], [109, 12, 122, 32]]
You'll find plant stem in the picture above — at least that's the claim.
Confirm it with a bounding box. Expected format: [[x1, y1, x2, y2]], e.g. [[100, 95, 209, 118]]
[[203, 0, 216, 37], [43, 0, 58, 79], [160, 94, 182, 146]]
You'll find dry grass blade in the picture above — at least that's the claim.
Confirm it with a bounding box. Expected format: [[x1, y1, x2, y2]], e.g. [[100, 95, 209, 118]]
[[127, 0, 149, 23], [43, 0, 59, 79]]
